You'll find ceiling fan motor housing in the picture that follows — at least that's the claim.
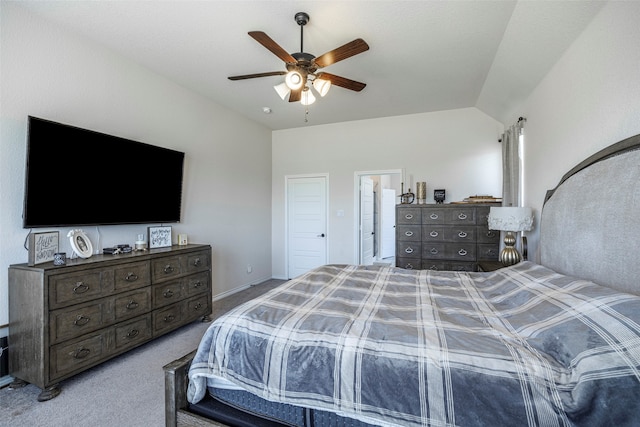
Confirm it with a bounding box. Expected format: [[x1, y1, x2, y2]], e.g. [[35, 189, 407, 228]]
[[295, 12, 310, 26]]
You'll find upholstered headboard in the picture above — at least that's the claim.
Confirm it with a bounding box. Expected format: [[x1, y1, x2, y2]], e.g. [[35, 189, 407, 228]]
[[540, 133, 640, 295]]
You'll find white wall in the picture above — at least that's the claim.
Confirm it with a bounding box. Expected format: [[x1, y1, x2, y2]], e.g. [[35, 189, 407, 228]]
[[272, 107, 503, 278], [514, 1, 640, 261], [0, 4, 273, 336]]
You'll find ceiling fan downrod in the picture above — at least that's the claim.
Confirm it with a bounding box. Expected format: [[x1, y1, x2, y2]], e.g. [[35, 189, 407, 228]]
[[295, 12, 309, 54]]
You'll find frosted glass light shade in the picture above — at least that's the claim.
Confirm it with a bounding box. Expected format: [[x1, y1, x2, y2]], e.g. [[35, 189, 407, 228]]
[[274, 82, 290, 100], [285, 71, 304, 90], [312, 78, 331, 97], [488, 207, 534, 232], [301, 87, 316, 106]]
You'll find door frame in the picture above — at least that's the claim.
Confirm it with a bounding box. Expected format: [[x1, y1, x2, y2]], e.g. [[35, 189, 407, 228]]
[[353, 169, 404, 264], [285, 173, 329, 279]]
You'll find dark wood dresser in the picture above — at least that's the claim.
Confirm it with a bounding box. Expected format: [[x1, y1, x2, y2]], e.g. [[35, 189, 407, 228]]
[[396, 204, 499, 271], [8, 244, 212, 401]]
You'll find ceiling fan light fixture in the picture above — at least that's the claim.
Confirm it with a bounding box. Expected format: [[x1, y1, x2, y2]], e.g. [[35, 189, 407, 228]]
[[274, 82, 291, 100], [285, 70, 304, 90], [312, 78, 331, 97], [300, 87, 316, 106]]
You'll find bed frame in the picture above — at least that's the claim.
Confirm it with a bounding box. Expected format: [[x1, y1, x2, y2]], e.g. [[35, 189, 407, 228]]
[[164, 132, 640, 427]]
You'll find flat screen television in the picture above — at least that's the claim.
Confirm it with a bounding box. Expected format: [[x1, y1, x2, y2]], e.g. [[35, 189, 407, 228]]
[[23, 116, 185, 228]]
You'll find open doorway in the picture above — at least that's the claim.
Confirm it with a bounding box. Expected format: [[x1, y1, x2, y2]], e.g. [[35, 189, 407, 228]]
[[354, 170, 403, 265]]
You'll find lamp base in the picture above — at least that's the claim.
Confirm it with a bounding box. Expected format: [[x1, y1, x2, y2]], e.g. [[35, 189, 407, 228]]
[[499, 231, 522, 266]]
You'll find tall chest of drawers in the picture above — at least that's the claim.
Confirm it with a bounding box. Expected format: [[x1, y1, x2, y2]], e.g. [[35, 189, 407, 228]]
[[8, 244, 211, 401], [396, 205, 499, 271]]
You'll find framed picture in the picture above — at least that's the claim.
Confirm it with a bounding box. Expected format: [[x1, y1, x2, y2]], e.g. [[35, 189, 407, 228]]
[[28, 231, 59, 266], [148, 226, 172, 248], [68, 229, 93, 258]]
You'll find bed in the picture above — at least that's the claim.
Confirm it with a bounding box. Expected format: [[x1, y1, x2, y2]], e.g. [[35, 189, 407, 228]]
[[165, 132, 640, 427]]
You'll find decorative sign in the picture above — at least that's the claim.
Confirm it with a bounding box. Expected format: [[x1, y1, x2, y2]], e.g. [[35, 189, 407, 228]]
[[434, 189, 446, 204], [28, 231, 59, 266], [148, 226, 172, 248]]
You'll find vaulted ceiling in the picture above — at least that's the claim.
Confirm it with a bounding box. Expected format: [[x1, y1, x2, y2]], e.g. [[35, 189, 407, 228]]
[[16, 1, 606, 130]]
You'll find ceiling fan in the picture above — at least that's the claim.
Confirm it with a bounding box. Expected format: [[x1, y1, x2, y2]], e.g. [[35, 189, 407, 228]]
[[228, 12, 369, 105]]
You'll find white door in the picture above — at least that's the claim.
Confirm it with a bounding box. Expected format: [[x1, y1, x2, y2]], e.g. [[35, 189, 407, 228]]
[[360, 177, 374, 265], [287, 176, 328, 278], [380, 188, 396, 259]]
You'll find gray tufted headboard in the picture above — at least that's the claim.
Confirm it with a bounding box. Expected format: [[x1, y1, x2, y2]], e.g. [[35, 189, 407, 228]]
[[540, 133, 640, 296]]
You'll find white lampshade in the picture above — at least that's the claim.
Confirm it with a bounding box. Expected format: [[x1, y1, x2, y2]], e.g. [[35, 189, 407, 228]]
[[274, 82, 291, 100], [300, 87, 316, 106], [312, 78, 331, 97], [488, 207, 533, 232], [285, 70, 304, 90]]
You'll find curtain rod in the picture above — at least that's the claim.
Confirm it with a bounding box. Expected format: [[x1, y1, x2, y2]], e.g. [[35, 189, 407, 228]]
[[498, 117, 527, 142]]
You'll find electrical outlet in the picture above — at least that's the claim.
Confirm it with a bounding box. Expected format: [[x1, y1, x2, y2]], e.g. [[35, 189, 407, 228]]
[[247, 264, 252, 274]]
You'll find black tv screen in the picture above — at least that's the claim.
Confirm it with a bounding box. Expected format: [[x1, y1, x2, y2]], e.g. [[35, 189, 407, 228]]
[[23, 116, 185, 228]]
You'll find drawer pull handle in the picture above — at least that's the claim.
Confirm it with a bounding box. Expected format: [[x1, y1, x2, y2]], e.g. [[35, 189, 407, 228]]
[[430, 248, 439, 254], [163, 290, 174, 298], [404, 231, 414, 237], [73, 282, 89, 294], [126, 300, 139, 310], [430, 231, 438, 237], [164, 265, 175, 274], [487, 231, 496, 238], [73, 315, 90, 326], [405, 214, 413, 220], [404, 263, 414, 270], [429, 265, 439, 270], [126, 329, 139, 339], [125, 272, 139, 282], [487, 249, 497, 256], [404, 247, 414, 254], [192, 258, 202, 267], [164, 314, 175, 323], [193, 302, 203, 311], [458, 249, 468, 256], [430, 213, 438, 220], [458, 231, 468, 238], [73, 347, 91, 359], [458, 213, 468, 220], [193, 281, 203, 289]]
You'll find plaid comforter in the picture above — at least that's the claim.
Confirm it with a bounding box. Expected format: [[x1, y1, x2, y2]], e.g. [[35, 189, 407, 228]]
[[188, 262, 640, 426]]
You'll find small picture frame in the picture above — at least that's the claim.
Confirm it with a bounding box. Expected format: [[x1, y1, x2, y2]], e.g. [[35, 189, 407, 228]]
[[68, 229, 93, 259], [28, 231, 59, 266], [148, 226, 172, 248]]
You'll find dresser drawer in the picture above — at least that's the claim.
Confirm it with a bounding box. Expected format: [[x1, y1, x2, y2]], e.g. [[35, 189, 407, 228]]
[[477, 229, 500, 244], [114, 315, 152, 351], [422, 243, 446, 259], [186, 251, 211, 274], [153, 303, 183, 335], [443, 208, 476, 224], [396, 207, 422, 225], [153, 280, 184, 309], [444, 243, 476, 261], [184, 272, 210, 297], [422, 261, 448, 271], [114, 261, 150, 292], [151, 256, 183, 282], [50, 332, 107, 380], [114, 288, 152, 321], [477, 244, 500, 261], [183, 294, 211, 323], [49, 269, 113, 309], [421, 209, 446, 225], [50, 300, 110, 345], [396, 225, 421, 242], [396, 258, 421, 270], [397, 241, 421, 259], [422, 226, 476, 242]]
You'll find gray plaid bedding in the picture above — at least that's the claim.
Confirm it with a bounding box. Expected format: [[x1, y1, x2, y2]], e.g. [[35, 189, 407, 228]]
[[187, 262, 640, 426]]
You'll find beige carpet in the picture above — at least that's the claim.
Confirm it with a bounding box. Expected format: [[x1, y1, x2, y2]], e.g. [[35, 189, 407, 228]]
[[0, 279, 285, 427]]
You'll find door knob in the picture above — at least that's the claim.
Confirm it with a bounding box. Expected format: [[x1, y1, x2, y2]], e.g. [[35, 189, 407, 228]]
[[318, 233, 325, 237]]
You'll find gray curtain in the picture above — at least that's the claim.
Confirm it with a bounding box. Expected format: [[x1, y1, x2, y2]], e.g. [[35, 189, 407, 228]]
[[501, 121, 523, 207]]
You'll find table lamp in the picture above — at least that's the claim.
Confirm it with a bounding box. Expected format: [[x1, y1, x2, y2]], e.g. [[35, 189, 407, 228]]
[[488, 207, 534, 266]]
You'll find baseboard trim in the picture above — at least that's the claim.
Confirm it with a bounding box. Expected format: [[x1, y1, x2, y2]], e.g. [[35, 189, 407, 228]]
[[212, 276, 273, 302]]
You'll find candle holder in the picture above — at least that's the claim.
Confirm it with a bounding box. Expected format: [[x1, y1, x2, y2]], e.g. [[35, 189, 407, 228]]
[[416, 182, 426, 204]]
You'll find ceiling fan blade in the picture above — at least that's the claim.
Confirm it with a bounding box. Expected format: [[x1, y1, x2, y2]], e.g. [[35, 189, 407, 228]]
[[288, 88, 302, 103], [228, 71, 286, 81], [317, 72, 366, 92], [248, 31, 297, 64], [313, 38, 369, 68]]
